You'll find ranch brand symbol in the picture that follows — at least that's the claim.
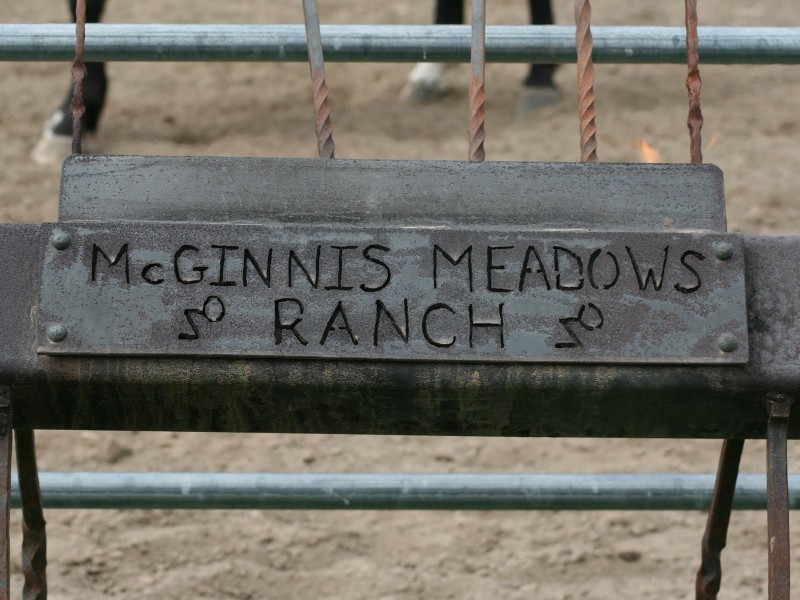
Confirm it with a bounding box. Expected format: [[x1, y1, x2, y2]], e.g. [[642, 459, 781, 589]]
[[37, 223, 748, 364]]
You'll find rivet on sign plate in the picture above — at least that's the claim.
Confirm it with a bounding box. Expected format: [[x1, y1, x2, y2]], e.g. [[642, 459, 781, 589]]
[[50, 230, 72, 250], [712, 240, 734, 261], [717, 333, 738, 353], [46, 324, 68, 343]]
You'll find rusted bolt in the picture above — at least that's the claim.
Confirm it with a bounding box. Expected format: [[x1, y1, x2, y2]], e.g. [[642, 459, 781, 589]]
[[46, 324, 68, 343], [764, 392, 793, 419], [717, 333, 738, 353], [712, 240, 734, 261], [50, 230, 72, 250]]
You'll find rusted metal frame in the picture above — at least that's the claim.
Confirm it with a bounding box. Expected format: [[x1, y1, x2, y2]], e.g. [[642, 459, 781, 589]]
[[764, 393, 792, 600], [0, 390, 10, 600], [15, 430, 47, 600], [684, 3, 731, 593], [0, 230, 798, 436], [57, 157, 728, 230], [694, 438, 744, 600], [69, 0, 87, 155], [574, 0, 599, 162], [468, 0, 486, 162], [685, 0, 704, 163], [301, 0, 335, 159], [1, 224, 799, 439]]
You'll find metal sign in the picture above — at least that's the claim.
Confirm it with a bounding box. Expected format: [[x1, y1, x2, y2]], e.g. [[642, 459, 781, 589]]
[[37, 223, 748, 364]]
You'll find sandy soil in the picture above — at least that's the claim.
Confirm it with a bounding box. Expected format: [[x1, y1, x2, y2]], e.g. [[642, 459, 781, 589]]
[[2, 0, 800, 598]]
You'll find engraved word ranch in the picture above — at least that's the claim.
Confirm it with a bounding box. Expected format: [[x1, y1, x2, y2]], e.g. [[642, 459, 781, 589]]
[[38, 224, 749, 363]]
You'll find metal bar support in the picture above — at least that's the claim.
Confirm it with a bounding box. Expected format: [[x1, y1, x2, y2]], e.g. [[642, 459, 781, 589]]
[[695, 438, 744, 600], [574, 0, 599, 162], [2, 25, 799, 64], [765, 393, 793, 600], [301, 0, 335, 159], [15, 430, 47, 600], [468, 0, 486, 162], [0, 391, 9, 600], [69, 0, 87, 155], [685, 0, 704, 164], [7, 472, 800, 511]]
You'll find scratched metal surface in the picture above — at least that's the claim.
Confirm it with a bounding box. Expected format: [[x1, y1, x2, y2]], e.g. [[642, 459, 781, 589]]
[[37, 223, 747, 364], [57, 156, 726, 232]]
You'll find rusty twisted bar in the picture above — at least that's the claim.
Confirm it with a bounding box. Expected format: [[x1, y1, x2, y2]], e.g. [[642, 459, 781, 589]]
[[685, 0, 703, 163], [468, 0, 486, 162], [302, 0, 335, 159], [765, 393, 792, 600], [695, 439, 744, 600], [686, 4, 740, 596], [69, 0, 87, 155], [574, 0, 598, 162], [15, 430, 47, 600]]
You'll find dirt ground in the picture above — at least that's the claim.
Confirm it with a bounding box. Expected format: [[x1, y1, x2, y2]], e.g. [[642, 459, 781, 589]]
[[2, 1, 800, 598]]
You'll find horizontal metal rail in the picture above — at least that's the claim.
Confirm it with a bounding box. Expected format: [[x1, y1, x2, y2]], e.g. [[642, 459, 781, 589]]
[[9, 473, 800, 511], [2, 24, 799, 64]]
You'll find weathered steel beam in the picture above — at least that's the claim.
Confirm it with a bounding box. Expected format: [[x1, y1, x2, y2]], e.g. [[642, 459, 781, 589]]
[[1, 24, 799, 64], [0, 158, 791, 437], [0, 224, 799, 437], [8, 473, 800, 511]]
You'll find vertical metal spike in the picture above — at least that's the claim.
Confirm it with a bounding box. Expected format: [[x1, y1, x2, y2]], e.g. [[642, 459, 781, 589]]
[[0, 390, 10, 600], [764, 393, 792, 600], [468, 0, 486, 162], [16, 430, 47, 600], [574, 0, 599, 162], [302, 0, 335, 159], [70, 0, 87, 155], [695, 439, 744, 600], [685, 0, 704, 164]]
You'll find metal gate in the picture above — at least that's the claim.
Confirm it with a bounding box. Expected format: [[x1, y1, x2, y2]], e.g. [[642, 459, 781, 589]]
[[1, 1, 800, 598]]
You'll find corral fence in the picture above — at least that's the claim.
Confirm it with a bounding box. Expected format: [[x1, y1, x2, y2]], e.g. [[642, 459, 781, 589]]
[[1, 9, 800, 600]]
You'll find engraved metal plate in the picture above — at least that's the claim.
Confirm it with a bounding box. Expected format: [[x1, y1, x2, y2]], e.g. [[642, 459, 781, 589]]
[[37, 223, 748, 364]]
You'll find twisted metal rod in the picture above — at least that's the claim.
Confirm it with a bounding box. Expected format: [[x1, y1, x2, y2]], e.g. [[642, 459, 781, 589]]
[[15, 430, 46, 600], [574, 0, 598, 162], [468, 0, 486, 162], [302, 0, 335, 159], [70, 0, 87, 155], [685, 0, 704, 163], [695, 439, 744, 599]]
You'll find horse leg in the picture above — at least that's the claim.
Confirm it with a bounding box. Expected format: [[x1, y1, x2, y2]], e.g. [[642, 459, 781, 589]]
[[32, 0, 109, 164], [403, 0, 462, 102], [518, 0, 560, 111]]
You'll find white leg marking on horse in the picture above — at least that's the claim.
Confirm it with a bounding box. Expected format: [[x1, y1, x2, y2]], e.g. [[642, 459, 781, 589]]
[[402, 63, 448, 103]]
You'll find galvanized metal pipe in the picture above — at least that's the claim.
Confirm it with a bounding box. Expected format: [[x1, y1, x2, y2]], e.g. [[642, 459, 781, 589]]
[[1, 25, 800, 64], [8, 473, 800, 511]]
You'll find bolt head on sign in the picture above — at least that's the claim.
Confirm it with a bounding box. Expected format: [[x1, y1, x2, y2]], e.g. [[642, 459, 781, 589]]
[[50, 230, 72, 250], [47, 324, 68, 343]]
